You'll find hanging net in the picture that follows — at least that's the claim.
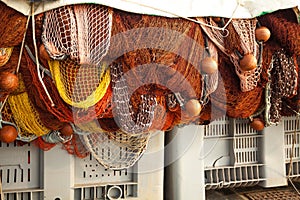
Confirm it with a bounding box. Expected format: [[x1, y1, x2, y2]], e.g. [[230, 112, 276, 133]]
[[110, 63, 157, 134], [8, 76, 50, 138], [49, 59, 111, 108], [42, 4, 112, 65], [265, 49, 298, 125], [258, 9, 300, 56], [230, 19, 262, 92], [74, 62, 157, 169], [198, 18, 262, 92], [78, 128, 151, 169]]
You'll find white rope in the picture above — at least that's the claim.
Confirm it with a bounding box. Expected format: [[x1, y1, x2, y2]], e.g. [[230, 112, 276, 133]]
[[31, 3, 55, 107]]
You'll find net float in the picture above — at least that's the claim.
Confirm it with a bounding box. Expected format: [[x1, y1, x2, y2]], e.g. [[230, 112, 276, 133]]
[[59, 123, 74, 136], [0, 125, 18, 143], [249, 118, 265, 131], [201, 57, 218, 74], [255, 26, 271, 42], [239, 54, 257, 71], [185, 99, 202, 117], [0, 71, 19, 92]]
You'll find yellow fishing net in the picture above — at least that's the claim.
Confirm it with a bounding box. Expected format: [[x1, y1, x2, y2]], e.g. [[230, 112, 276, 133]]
[[49, 59, 110, 108], [8, 76, 50, 137]]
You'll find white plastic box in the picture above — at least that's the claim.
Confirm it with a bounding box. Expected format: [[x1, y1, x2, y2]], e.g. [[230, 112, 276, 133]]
[[165, 115, 295, 200], [203, 116, 266, 189], [284, 115, 300, 180], [1, 131, 164, 200]]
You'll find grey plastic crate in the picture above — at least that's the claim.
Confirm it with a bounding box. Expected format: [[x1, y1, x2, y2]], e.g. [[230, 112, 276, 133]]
[[203, 117, 264, 189], [1, 132, 164, 200], [284, 115, 300, 180]]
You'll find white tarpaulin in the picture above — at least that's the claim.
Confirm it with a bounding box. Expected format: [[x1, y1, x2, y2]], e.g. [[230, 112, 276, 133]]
[[1, 0, 300, 18]]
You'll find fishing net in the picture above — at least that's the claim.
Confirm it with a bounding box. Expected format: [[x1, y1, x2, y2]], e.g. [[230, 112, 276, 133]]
[[200, 38, 219, 106], [109, 10, 212, 127], [0, 2, 27, 47], [22, 48, 113, 125], [198, 18, 262, 92], [62, 133, 90, 158], [210, 51, 264, 118], [258, 9, 300, 56], [230, 19, 262, 92], [48, 59, 111, 108], [73, 62, 157, 169], [8, 76, 50, 138], [78, 128, 151, 169], [265, 49, 298, 125], [42, 4, 112, 65]]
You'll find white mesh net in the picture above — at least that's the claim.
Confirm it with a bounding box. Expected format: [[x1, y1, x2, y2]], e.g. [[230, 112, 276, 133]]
[[42, 4, 112, 65], [78, 129, 151, 169], [73, 63, 157, 169], [231, 19, 262, 92]]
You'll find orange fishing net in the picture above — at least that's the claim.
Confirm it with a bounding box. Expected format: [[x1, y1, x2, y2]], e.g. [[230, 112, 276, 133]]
[[0, 2, 27, 47]]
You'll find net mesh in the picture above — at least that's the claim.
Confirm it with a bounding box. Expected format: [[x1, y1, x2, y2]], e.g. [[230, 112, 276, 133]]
[[231, 19, 262, 92], [78, 129, 151, 169], [75, 62, 157, 169], [111, 63, 157, 134], [266, 49, 298, 125], [8, 76, 50, 137], [49, 59, 110, 108], [198, 18, 262, 92], [42, 4, 112, 65]]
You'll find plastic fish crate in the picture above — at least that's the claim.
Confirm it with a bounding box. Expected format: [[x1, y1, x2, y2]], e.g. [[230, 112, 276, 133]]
[[284, 115, 300, 180], [0, 132, 164, 200], [203, 116, 265, 189]]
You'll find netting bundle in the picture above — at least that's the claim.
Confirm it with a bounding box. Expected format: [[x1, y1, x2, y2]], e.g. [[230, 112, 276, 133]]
[[265, 49, 298, 125], [107, 10, 221, 127], [78, 127, 151, 169], [230, 19, 262, 92], [49, 59, 111, 108], [8, 76, 50, 141], [42, 4, 112, 65], [258, 9, 300, 56], [73, 62, 157, 169], [0, 2, 27, 47], [198, 18, 262, 92]]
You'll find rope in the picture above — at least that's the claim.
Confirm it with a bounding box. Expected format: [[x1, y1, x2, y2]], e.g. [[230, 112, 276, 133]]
[[31, 3, 55, 107], [48, 60, 111, 108]]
